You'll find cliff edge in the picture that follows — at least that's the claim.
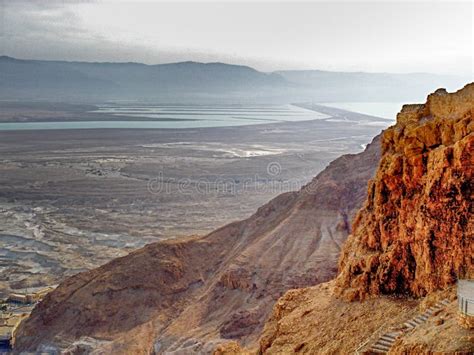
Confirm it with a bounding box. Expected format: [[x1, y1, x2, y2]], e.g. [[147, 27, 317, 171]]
[[336, 84, 473, 300], [258, 84, 473, 354]]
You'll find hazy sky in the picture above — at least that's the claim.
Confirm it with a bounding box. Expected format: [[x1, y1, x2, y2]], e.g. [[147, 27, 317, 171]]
[[0, 1, 472, 75]]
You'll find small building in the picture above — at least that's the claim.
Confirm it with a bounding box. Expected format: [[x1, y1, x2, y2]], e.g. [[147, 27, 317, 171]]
[[7, 293, 29, 304], [457, 279, 474, 329], [30, 286, 56, 302], [6, 285, 57, 305]]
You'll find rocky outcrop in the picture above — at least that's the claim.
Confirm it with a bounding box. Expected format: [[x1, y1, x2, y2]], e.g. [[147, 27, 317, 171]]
[[14, 134, 381, 353], [257, 84, 473, 354], [336, 84, 474, 300], [213, 341, 250, 355]]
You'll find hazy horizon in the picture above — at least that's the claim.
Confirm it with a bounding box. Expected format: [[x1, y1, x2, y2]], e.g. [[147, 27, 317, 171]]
[[1, 1, 472, 76], [0, 54, 471, 77]]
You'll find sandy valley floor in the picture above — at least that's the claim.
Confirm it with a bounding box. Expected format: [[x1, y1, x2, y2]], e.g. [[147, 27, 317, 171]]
[[0, 104, 390, 296]]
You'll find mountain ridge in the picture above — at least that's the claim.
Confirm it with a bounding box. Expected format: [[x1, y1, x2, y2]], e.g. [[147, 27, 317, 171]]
[[1, 55, 468, 76], [14, 133, 382, 354], [0, 55, 468, 103]]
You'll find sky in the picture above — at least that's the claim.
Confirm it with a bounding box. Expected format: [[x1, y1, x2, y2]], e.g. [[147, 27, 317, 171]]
[[0, 0, 472, 75]]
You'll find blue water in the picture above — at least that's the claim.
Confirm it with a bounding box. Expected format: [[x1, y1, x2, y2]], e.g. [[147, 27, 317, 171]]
[[0, 104, 329, 131]]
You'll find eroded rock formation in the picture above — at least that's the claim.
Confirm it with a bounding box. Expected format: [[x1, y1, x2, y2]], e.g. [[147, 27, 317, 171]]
[[257, 84, 474, 354], [336, 84, 474, 301]]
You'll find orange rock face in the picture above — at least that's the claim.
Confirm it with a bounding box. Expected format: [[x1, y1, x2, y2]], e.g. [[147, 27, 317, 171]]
[[336, 84, 474, 300]]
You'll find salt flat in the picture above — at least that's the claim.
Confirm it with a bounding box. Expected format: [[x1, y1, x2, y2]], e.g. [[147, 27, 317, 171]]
[[0, 104, 392, 296]]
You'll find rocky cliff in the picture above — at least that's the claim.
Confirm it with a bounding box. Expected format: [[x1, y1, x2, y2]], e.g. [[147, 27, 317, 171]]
[[14, 134, 381, 353], [258, 84, 473, 354], [336, 84, 474, 300]]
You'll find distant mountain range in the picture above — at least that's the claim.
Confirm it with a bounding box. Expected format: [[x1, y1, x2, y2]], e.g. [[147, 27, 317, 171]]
[[0, 55, 468, 103]]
